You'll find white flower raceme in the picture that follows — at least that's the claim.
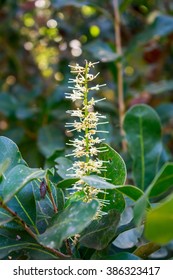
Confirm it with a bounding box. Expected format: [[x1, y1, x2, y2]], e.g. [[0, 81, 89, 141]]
[[65, 60, 109, 217]]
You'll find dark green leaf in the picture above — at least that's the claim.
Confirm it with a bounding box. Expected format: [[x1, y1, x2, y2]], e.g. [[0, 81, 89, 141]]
[[55, 157, 73, 179], [0, 93, 17, 116], [80, 210, 120, 250], [7, 183, 37, 227], [99, 143, 127, 185], [98, 143, 127, 213], [149, 163, 173, 198], [116, 185, 144, 201], [0, 208, 14, 226], [145, 80, 173, 95], [85, 40, 120, 62], [57, 178, 79, 189], [0, 136, 26, 177], [123, 104, 162, 190], [38, 125, 65, 158], [156, 103, 173, 124], [38, 200, 99, 248], [2, 165, 46, 203]]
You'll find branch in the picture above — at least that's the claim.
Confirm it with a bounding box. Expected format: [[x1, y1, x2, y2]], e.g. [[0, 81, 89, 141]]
[[133, 242, 161, 259], [113, 0, 127, 152], [0, 201, 70, 259]]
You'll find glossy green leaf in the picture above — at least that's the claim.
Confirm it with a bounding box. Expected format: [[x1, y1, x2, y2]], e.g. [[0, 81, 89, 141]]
[[7, 183, 37, 227], [2, 165, 46, 203], [38, 200, 99, 249], [124, 104, 162, 190], [57, 178, 79, 189], [149, 163, 173, 198], [82, 175, 121, 189], [0, 209, 14, 226], [0, 136, 26, 176], [116, 185, 144, 201], [99, 143, 126, 212], [145, 194, 173, 244], [134, 162, 173, 225], [85, 39, 120, 62], [80, 210, 120, 250], [133, 193, 149, 226], [38, 125, 65, 158], [99, 143, 127, 185], [55, 157, 73, 179]]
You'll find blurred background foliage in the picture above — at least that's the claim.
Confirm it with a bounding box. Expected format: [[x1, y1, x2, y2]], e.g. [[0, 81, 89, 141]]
[[0, 0, 173, 168]]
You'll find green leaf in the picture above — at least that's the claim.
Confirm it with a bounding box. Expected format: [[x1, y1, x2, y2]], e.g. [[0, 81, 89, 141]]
[[38, 124, 65, 158], [2, 165, 46, 203], [133, 193, 149, 226], [38, 200, 99, 249], [123, 104, 162, 190], [99, 143, 127, 185], [80, 210, 120, 250], [99, 143, 126, 213], [0, 136, 26, 177], [149, 163, 173, 198], [0, 93, 17, 116], [145, 194, 173, 244], [52, 0, 89, 8], [134, 162, 173, 225], [0, 209, 14, 226], [57, 178, 79, 189], [7, 183, 37, 227], [55, 157, 73, 179], [82, 175, 121, 189], [85, 40, 120, 62], [116, 185, 144, 201], [145, 80, 173, 95], [129, 15, 173, 49], [156, 103, 173, 124]]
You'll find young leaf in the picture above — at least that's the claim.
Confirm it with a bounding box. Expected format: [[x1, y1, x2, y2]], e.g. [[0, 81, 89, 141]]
[[123, 104, 162, 190], [38, 200, 99, 249], [145, 194, 173, 244]]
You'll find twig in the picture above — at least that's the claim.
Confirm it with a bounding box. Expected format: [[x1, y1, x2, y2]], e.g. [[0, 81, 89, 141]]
[[133, 242, 161, 259], [113, 0, 127, 152], [46, 175, 58, 213], [0, 201, 70, 259]]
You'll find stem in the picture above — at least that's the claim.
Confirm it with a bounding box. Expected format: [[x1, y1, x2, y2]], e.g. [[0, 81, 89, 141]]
[[113, 0, 127, 152], [84, 61, 90, 164], [46, 175, 58, 213], [133, 242, 161, 259], [0, 201, 70, 259]]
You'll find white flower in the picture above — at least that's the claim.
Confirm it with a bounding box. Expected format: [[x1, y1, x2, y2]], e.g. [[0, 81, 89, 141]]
[[65, 60, 109, 217]]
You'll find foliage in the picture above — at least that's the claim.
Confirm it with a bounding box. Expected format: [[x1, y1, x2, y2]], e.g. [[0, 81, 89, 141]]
[[1, 0, 173, 260]]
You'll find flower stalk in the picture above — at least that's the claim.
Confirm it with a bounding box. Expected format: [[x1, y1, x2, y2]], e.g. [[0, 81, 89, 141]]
[[65, 61, 109, 217]]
